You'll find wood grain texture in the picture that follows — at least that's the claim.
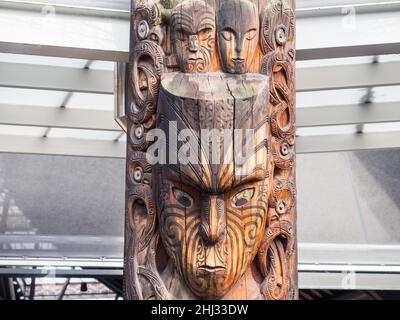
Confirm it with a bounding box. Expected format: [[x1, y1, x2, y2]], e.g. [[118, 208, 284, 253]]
[[124, 0, 297, 300]]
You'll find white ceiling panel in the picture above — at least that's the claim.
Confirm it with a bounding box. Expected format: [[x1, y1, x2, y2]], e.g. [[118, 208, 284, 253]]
[[297, 88, 367, 108], [0, 124, 45, 136], [48, 128, 120, 140], [0, 52, 87, 68], [89, 60, 114, 71], [373, 85, 400, 103], [0, 87, 67, 107], [363, 122, 400, 133], [297, 56, 375, 68], [66, 92, 114, 110], [297, 124, 357, 137]]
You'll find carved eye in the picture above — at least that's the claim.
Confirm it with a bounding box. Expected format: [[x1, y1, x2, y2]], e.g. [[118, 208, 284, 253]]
[[173, 188, 193, 208], [175, 29, 186, 41], [199, 28, 212, 41], [221, 30, 233, 41], [232, 188, 254, 208], [245, 29, 257, 41], [149, 33, 159, 43]]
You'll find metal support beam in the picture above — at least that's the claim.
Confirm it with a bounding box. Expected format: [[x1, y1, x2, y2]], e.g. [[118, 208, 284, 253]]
[[0, 135, 125, 158], [299, 271, 400, 291], [0, 268, 122, 278], [3, 42, 400, 63], [0, 104, 120, 131], [297, 43, 400, 61], [57, 278, 70, 300], [0, 257, 123, 268], [29, 273, 35, 300], [297, 102, 400, 127], [0, 131, 399, 157], [0, 41, 129, 62], [297, 61, 400, 92], [299, 243, 400, 266], [297, 131, 400, 154], [0, 62, 113, 94], [2, 61, 400, 97]]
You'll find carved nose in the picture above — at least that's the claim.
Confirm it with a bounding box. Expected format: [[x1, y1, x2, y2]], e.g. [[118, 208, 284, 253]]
[[189, 35, 199, 52], [234, 37, 244, 58], [199, 196, 226, 245]]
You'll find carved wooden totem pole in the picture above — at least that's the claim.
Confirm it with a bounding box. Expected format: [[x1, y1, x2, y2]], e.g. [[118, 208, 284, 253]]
[[124, 0, 297, 300]]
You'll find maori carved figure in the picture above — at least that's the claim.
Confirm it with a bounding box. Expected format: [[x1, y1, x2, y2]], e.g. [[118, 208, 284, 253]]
[[171, 0, 216, 73], [124, 0, 297, 300], [216, 0, 259, 74]]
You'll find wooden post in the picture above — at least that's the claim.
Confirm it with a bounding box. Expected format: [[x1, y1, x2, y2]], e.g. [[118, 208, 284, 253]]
[[124, 0, 297, 300]]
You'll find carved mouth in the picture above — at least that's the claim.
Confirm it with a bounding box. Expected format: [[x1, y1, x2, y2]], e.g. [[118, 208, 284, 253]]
[[199, 265, 226, 273], [188, 57, 204, 62], [232, 57, 244, 64]]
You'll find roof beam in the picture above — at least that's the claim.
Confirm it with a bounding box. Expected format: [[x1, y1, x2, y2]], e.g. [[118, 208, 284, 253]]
[[297, 1, 400, 17], [297, 131, 400, 154], [297, 61, 400, 92], [299, 243, 400, 266], [0, 62, 113, 94], [2, 61, 400, 94], [297, 102, 400, 127], [0, 135, 125, 158], [1, 131, 400, 157], [2, 42, 399, 63], [0, 104, 120, 131], [299, 271, 400, 290], [297, 43, 400, 61], [0, 267, 122, 278], [0, 257, 123, 268], [0, 41, 129, 62]]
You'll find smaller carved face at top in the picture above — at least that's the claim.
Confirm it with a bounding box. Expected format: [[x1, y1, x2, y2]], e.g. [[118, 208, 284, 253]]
[[171, 0, 216, 73], [217, 0, 259, 74]]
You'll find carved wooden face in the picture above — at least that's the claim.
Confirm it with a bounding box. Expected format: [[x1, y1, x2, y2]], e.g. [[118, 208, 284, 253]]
[[216, 0, 259, 74], [155, 73, 270, 299], [157, 168, 269, 299], [171, 0, 215, 73]]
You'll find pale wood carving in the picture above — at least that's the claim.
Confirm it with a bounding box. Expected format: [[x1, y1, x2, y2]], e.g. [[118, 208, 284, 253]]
[[124, 0, 297, 300]]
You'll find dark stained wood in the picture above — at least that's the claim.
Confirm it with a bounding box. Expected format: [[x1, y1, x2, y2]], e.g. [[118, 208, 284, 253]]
[[124, 0, 297, 300], [216, 0, 259, 74]]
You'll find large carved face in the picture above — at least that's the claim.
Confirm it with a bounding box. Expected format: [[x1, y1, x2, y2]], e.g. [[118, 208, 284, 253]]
[[155, 73, 270, 299], [171, 0, 215, 73], [158, 168, 269, 299], [217, 0, 259, 74]]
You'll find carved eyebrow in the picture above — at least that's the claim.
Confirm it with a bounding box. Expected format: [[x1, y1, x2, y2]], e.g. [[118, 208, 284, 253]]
[[246, 28, 257, 33], [234, 168, 266, 188], [174, 24, 194, 34], [165, 165, 207, 192], [220, 26, 236, 33], [197, 21, 215, 31], [173, 23, 214, 37]]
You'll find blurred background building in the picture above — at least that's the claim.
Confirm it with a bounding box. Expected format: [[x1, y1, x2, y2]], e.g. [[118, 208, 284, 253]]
[[0, 0, 400, 300]]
